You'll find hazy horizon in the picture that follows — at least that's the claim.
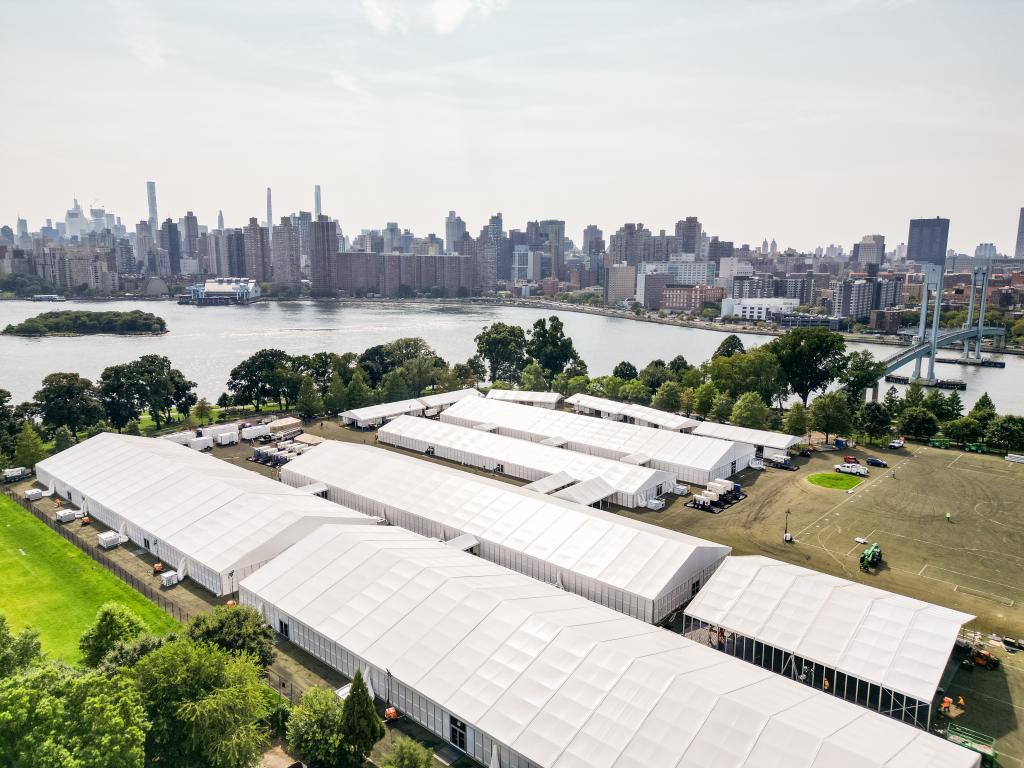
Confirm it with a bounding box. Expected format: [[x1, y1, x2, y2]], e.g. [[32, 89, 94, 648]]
[[2, 0, 1022, 253]]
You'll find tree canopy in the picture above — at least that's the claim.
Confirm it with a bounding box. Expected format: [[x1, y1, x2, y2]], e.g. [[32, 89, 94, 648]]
[[767, 327, 848, 405], [3, 310, 167, 337], [186, 606, 277, 672]]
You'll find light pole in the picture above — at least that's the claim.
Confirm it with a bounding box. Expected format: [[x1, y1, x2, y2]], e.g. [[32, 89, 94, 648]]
[[784, 509, 792, 543]]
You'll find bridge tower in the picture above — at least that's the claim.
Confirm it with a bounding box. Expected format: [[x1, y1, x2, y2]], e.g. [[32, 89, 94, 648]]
[[961, 266, 980, 358], [912, 263, 943, 382], [974, 265, 990, 360]]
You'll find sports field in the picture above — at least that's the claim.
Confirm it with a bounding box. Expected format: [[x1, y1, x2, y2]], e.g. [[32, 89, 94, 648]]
[[0, 494, 179, 661]]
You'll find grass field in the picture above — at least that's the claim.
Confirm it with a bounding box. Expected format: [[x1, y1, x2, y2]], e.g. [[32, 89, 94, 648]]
[[0, 495, 179, 661], [806, 472, 863, 490]]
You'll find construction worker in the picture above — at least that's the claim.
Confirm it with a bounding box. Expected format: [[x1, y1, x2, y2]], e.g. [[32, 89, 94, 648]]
[[946, 512, 952, 523], [958, 695, 965, 708], [941, 696, 953, 713]]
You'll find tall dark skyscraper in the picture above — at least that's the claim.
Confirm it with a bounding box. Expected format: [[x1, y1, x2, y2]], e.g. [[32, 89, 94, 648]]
[[314, 185, 322, 219], [1015, 207, 1024, 259], [146, 181, 158, 231], [159, 218, 181, 274], [445, 211, 466, 253], [310, 214, 339, 295], [217, 210, 225, 230], [225, 229, 246, 277], [539, 219, 566, 280], [243, 217, 271, 282], [674, 217, 702, 255], [907, 217, 950, 265], [181, 211, 199, 267]]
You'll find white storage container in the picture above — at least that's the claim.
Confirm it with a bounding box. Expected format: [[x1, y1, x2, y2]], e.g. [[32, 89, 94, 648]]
[[241, 425, 270, 440], [216, 432, 239, 446], [201, 423, 238, 439], [162, 431, 195, 445], [188, 437, 214, 451]]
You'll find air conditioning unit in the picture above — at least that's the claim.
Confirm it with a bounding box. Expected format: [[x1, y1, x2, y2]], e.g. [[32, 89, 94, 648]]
[[97, 531, 121, 550], [160, 571, 179, 588], [56, 509, 77, 523]]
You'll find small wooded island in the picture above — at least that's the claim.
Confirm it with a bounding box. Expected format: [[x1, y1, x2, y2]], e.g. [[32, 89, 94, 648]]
[[3, 309, 168, 336]]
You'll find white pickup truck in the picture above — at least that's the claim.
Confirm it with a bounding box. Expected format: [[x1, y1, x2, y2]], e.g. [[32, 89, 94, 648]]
[[835, 463, 869, 477]]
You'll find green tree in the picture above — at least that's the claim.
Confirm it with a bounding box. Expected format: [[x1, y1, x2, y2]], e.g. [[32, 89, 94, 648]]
[[227, 349, 292, 410], [839, 350, 886, 402], [945, 390, 964, 419], [898, 406, 940, 439], [400, 357, 439, 396], [882, 385, 902, 418], [638, 360, 673, 392], [12, 422, 47, 469], [526, 316, 579, 376], [339, 671, 384, 765], [679, 386, 695, 416], [519, 361, 549, 392], [808, 391, 852, 444], [130, 355, 197, 429], [730, 393, 771, 429], [193, 397, 213, 425], [985, 415, 1024, 451], [587, 375, 625, 400], [79, 603, 149, 667], [943, 416, 983, 446], [0, 664, 147, 768], [968, 392, 997, 430], [923, 389, 950, 421], [858, 401, 892, 443], [286, 687, 347, 768], [134, 640, 271, 768], [0, 615, 42, 678], [714, 334, 745, 358], [475, 323, 528, 384], [710, 393, 735, 423], [296, 377, 324, 420], [52, 425, 75, 453], [902, 381, 925, 411], [453, 356, 487, 387], [380, 735, 434, 768], [667, 355, 690, 375], [619, 379, 652, 404], [343, 370, 374, 410], [379, 369, 412, 402], [294, 352, 342, 396], [323, 371, 348, 416], [767, 327, 847, 405], [186, 606, 276, 672], [783, 401, 808, 438], [34, 372, 104, 435], [99, 363, 142, 431], [98, 633, 178, 676], [692, 382, 718, 419], [612, 361, 638, 380], [652, 381, 682, 412]]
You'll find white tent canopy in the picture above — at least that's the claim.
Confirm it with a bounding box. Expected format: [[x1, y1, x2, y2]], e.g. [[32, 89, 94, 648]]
[[565, 393, 699, 432], [442, 396, 753, 486], [691, 421, 803, 452], [240, 525, 979, 768], [34, 433, 374, 595], [341, 399, 425, 428], [281, 441, 729, 623], [551, 476, 616, 506], [522, 471, 576, 495], [684, 556, 974, 704], [485, 389, 563, 408], [377, 415, 675, 508], [416, 387, 482, 410]]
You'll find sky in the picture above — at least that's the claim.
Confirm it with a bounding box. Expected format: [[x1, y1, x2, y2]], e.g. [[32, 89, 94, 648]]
[[1, 0, 1022, 254]]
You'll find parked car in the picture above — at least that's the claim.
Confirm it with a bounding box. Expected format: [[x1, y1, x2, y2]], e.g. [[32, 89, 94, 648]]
[[835, 463, 869, 477], [842, 455, 859, 464], [866, 457, 888, 468], [888, 437, 905, 449]]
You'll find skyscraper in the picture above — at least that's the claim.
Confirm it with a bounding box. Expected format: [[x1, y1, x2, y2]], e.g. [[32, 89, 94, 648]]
[[243, 217, 271, 282], [582, 225, 604, 257], [271, 216, 302, 288], [135, 221, 154, 273], [146, 181, 158, 231], [314, 185, 322, 218], [674, 217, 702, 255], [225, 229, 247, 277], [445, 211, 466, 253], [311, 214, 339, 295], [907, 217, 950, 265], [1015, 207, 1024, 259], [539, 220, 565, 280], [855, 234, 885, 266], [159, 218, 181, 274], [217, 210, 225, 230], [181, 211, 200, 270], [266, 188, 273, 246], [382, 222, 402, 253]]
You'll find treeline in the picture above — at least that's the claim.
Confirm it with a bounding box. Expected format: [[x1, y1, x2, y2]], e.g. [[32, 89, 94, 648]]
[[3, 309, 167, 336], [0, 603, 427, 768]]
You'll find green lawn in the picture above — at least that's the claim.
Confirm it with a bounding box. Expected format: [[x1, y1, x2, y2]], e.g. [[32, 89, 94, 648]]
[[0, 495, 179, 661], [806, 472, 864, 490]]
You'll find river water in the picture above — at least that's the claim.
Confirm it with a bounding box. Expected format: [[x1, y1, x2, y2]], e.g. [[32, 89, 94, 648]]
[[0, 299, 1019, 412]]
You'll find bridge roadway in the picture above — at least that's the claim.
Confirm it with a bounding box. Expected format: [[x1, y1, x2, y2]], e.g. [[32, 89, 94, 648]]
[[882, 326, 1007, 374]]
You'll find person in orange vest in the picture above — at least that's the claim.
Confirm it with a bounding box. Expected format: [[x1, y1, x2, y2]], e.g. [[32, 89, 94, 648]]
[[941, 696, 953, 713], [957, 695, 965, 708]]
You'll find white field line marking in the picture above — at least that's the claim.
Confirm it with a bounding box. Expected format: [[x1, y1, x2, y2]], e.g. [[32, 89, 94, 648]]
[[947, 453, 964, 468], [874, 530, 1024, 564]]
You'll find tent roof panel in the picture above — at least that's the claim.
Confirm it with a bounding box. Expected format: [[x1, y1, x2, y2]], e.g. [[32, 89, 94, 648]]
[[341, 399, 425, 422], [486, 389, 563, 405], [416, 387, 482, 409], [692, 421, 802, 450]]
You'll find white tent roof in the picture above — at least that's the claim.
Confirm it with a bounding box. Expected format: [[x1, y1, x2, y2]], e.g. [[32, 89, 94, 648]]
[[341, 399, 424, 423], [241, 526, 979, 768], [565, 393, 699, 431], [522, 471, 577, 495], [551, 477, 616, 506], [378, 415, 676, 497], [416, 387, 482, 409], [486, 388, 563, 405], [34, 433, 372, 575], [443, 396, 751, 474], [282, 441, 728, 604], [692, 421, 802, 450], [684, 556, 975, 702]]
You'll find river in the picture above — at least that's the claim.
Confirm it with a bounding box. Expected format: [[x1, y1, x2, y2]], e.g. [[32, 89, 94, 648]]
[[0, 299, 1019, 413]]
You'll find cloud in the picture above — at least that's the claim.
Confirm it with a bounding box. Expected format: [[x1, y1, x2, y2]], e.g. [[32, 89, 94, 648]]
[[107, 0, 166, 68], [330, 69, 364, 95], [358, 0, 507, 35]]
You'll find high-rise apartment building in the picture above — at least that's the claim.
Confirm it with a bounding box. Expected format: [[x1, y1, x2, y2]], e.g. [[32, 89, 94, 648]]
[[974, 243, 998, 259], [265, 188, 273, 246], [271, 216, 302, 288], [582, 225, 604, 258], [146, 181, 158, 231], [181, 211, 200, 271], [135, 221, 154, 273], [225, 229, 247, 277], [854, 234, 885, 266], [1015, 208, 1024, 259], [604, 262, 637, 304], [674, 217, 702, 255], [159, 218, 181, 274], [539, 219, 565, 280], [243, 217, 271, 283], [382, 222, 402, 254], [907, 217, 950, 265], [445, 211, 466, 253], [608, 223, 652, 265], [311, 215, 339, 295]]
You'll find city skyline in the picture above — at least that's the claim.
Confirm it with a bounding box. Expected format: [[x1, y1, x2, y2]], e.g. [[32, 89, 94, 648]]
[[1, 1, 1021, 252]]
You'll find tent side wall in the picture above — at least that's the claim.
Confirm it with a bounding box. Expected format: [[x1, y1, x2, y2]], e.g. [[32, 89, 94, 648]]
[[241, 590, 542, 768]]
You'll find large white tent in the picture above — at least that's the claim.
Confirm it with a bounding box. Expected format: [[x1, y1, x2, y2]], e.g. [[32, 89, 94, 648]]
[[485, 389, 563, 408], [683, 556, 975, 728], [240, 525, 980, 768], [377, 415, 675, 508], [691, 421, 802, 454], [416, 387, 482, 413], [34, 433, 374, 595], [442, 396, 753, 486], [281, 441, 729, 623], [564, 393, 699, 432], [341, 399, 425, 428]]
